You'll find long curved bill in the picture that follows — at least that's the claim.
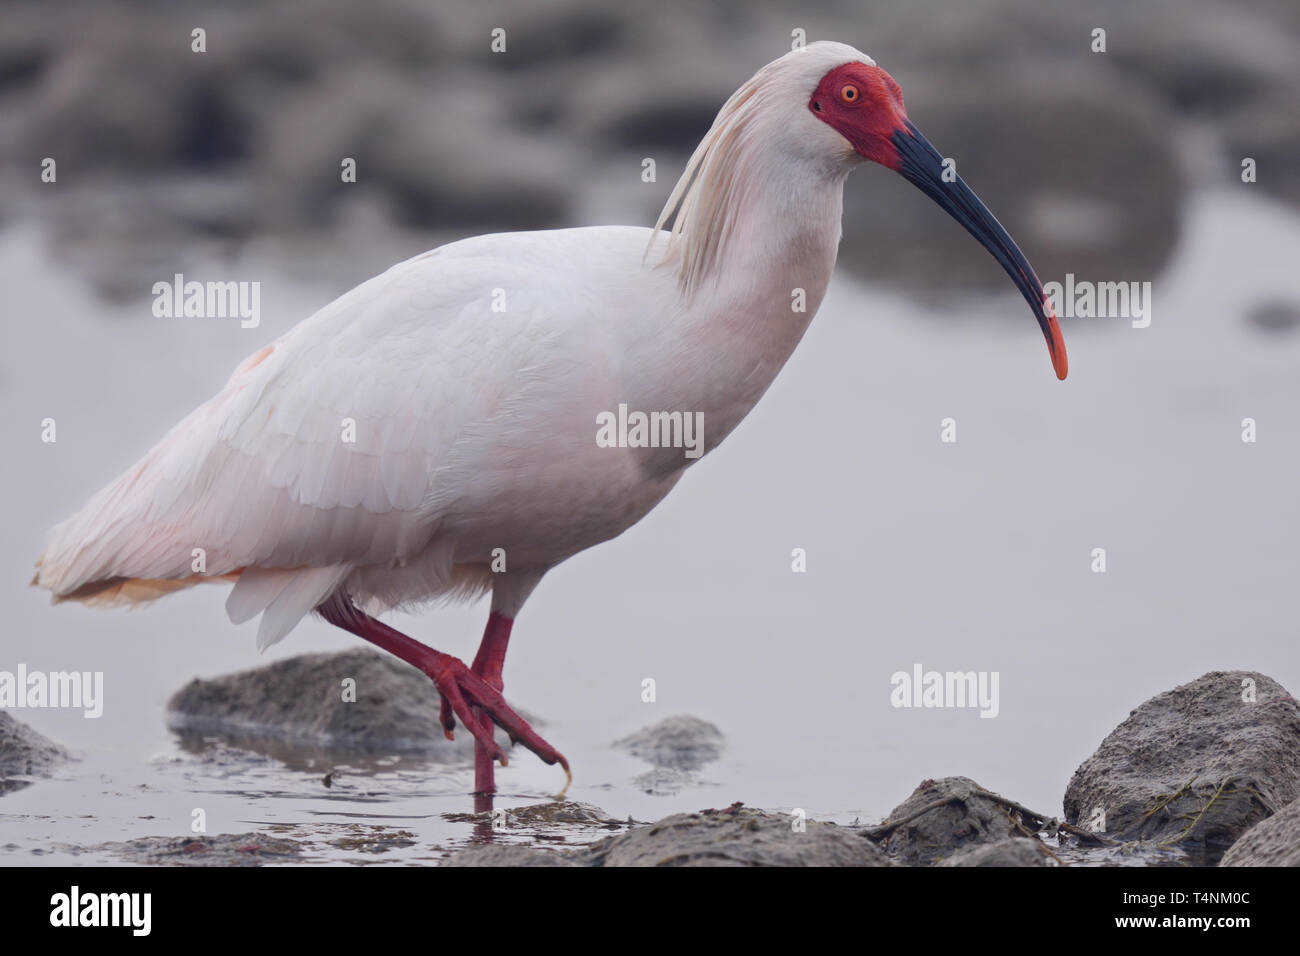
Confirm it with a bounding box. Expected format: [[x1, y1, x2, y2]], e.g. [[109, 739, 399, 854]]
[[891, 120, 1068, 380]]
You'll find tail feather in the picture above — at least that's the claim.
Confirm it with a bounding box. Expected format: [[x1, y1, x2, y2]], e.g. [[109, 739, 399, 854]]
[[42, 572, 242, 607], [225, 567, 302, 624], [224, 563, 352, 649], [252, 565, 351, 649]]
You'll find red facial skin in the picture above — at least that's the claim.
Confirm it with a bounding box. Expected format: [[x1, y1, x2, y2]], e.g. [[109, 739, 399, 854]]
[[808, 61, 1069, 381], [808, 63, 909, 169]]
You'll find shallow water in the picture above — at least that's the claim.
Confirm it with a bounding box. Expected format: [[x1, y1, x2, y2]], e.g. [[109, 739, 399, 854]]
[[2, 189, 1298, 864]]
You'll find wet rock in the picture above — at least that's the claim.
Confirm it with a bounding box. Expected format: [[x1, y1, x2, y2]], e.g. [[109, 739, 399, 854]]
[[487, 5, 627, 72], [442, 800, 626, 849], [166, 648, 537, 759], [0, 9, 54, 98], [576, 804, 887, 867], [594, 97, 721, 154], [10, 1, 443, 179], [4, 0, 1300, 304], [1100, 0, 1299, 119], [869, 777, 1038, 866], [96, 832, 305, 866], [1245, 299, 1300, 335], [936, 838, 1050, 867], [613, 715, 724, 795], [1063, 671, 1300, 863], [613, 714, 723, 771], [1051, 840, 1190, 867], [328, 826, 418, 855], [496, 801, 623, 829], [1231, 107, 1300, 210], [19, 15, 253, 173], [257, 69, 575, 237], [441, 844, 580, 867], [367, 91, 574, 234], [0, 711, 70, 795], [631, 766, 696, 796], [1219, 797, 1300, 867], [11, 0, 1300, 307], [840, 68, 1183, 294]]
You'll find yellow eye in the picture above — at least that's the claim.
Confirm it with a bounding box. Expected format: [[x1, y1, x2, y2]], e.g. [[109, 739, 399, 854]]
[[840, 84, 860, 103]]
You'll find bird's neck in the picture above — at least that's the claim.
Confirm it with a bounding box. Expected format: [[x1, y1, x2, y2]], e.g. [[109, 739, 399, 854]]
[[696, 156, 848, 344], [644, 162, 850, 456], [727, 161, 848, 304], [665, 148, 851, 311]]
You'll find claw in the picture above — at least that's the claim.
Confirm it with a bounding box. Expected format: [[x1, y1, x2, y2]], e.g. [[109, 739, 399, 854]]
[[428, 650, 569, 787], [439, 693, 457, 737], [554, 759, 573, 800]]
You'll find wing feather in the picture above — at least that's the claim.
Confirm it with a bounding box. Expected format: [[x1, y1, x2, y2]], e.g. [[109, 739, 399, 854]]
[[35, 227, 652, 644]]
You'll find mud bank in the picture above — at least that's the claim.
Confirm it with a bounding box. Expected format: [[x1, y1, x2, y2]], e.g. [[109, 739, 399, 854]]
[[9, 663, 1296, 867]]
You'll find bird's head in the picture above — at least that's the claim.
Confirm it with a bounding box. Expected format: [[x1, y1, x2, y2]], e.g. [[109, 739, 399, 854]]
[[802, 45, 1067, 380]]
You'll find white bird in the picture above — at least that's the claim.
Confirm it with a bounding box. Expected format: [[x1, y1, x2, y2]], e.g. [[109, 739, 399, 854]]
[[34, 41, 1067, 797]]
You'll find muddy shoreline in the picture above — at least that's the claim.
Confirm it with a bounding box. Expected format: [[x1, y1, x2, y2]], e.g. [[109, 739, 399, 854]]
[[5, 661, 1295, 866]]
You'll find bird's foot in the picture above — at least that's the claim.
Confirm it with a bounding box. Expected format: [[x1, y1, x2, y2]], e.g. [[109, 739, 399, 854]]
[[429, 653, 571, 786]]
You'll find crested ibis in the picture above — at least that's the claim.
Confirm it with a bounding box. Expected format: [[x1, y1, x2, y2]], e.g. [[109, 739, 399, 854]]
[[34, 41, 1067, 797]]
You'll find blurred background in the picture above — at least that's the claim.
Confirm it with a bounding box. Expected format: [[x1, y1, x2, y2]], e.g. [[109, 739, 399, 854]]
[[1, 0, 1299, 861], [2, 0, 1297, 301]]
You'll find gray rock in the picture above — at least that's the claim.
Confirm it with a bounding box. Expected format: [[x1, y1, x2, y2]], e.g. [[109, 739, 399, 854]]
[[631, 766, 696, 796], [4, 0, 1300, 307], [441, 844, 580, 867], [576, 804, 888, 867], [94, 832, 305, 866], [439, 801, 626, 864], [1220, 797, 1300, 867], [18, 17, 251, 174], [596, 96, 721, 154], [0, 711, 70, 795], [366, 89, 574, 234], [490, 800, 624, 830], [871, 776, 1036, 865], [166, 647, 537, 760], [936, 838, 1049, 867], [484, 4, 628, 72], [77, 824, 422, 865], [612, 714, 723, 771], [840, 67, 1182, 293], [256, 67, 575, 236], [1100, 1, 1299, 118], [1063, 671, 1300, 863], [1230, 105, 1300, 210], [1245, 299, 1300, 336]]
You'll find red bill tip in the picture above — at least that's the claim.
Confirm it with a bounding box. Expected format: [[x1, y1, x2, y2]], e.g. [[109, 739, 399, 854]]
[[1043, 296, 1068, 380]]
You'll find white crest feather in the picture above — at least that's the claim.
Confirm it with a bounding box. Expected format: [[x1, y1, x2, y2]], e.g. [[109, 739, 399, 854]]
[[646, 41, 872, 301]]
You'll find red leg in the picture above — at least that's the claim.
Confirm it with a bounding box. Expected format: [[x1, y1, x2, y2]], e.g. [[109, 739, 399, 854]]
[[317, 594, 570, 791], [467, 611, 512, 794]]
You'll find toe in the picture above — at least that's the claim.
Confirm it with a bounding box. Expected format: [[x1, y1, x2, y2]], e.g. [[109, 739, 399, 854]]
[[438, 693, 456, 740], [457, 670, 569, 768], [436, 670, 506, 763]]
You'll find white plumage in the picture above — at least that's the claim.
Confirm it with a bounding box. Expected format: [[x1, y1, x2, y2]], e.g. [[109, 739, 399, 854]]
[[35, 39, 1063, 669]]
